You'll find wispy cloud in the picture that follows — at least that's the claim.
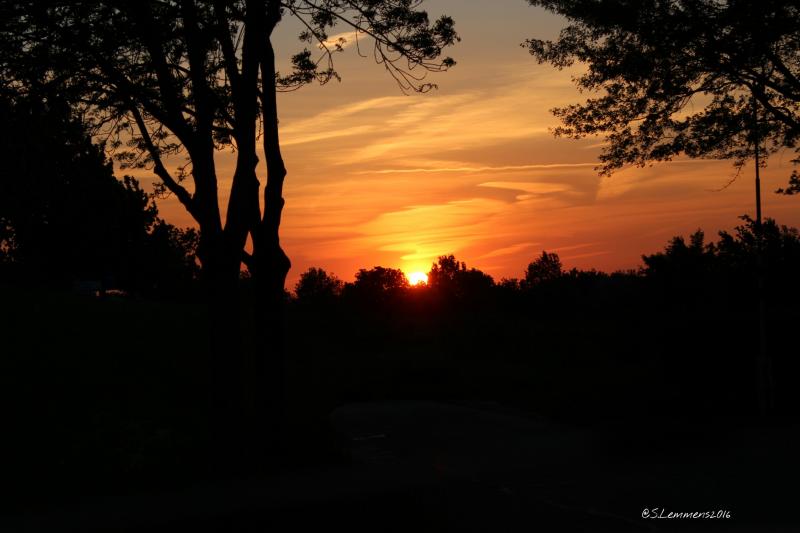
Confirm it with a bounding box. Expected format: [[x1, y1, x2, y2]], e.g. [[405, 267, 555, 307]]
[[478, 181, 574, 194], [359, 162, 598, 175], [281, 125, 375, 146], [560, 250, 611, 261], [338, 88, 553, 165], [595, 158, 732, 200], [280, 96, 408, 146], [478, 242, 539, 259]]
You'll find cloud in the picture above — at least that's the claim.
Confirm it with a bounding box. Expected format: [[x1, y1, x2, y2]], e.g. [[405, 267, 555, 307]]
[[281, 125, 376, 146], [279, 63, 596, 175], [319, 30, 363, 51], [560, 250, 611, 261], [478, 181, 574, 194], [348, 198, 508, 269], [279, 96, 409, 146], [338, 87, 553, 165], [594, 158, 731, 200], [359, 162, 598, 174], [478, 242, 539, 259]]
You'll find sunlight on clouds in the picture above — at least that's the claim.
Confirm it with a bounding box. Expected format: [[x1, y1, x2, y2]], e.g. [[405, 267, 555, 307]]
[[595, 159, 733, 200], [319, 30, 363, 51], [353, 198, 508, 272], [478, 242, 539, 260], [280, 96, 408, 146], [478, 181, 574, 195], [147, 4, 800, 288], [359, 162, 598, 174], [281, 125, 376, 146], [560, 250, 612, 262], [339, 86, 552, 165]]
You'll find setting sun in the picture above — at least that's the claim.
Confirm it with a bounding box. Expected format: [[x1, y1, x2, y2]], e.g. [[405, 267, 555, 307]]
[[408, 271, 429, 286]]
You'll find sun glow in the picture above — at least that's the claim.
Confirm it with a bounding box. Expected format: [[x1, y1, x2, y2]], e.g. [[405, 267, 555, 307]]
[[408, 271, 428, 286]]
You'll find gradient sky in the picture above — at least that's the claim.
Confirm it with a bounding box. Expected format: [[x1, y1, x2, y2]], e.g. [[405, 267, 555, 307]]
[[136, 0, 800, 287]]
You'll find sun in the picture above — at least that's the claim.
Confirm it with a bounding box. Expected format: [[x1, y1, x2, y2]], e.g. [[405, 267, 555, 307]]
[[407, 271, 428, 286]]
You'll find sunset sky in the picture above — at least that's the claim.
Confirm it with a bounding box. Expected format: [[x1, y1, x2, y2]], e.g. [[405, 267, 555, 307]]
[[138, 0, 800, 287]]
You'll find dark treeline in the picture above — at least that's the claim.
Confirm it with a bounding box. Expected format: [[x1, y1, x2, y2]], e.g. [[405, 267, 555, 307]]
[[0, 91, 206, 508], [3, 86, 799, 507], [288, 217, 800, 421], [0, 93, 199, 298], [6, 210, 798, 511]]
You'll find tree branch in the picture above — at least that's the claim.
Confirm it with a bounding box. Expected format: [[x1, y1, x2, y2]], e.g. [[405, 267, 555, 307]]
[[125, 4, 193, 143], [129, 104, 199, 220], [181, 0, 214, 137]]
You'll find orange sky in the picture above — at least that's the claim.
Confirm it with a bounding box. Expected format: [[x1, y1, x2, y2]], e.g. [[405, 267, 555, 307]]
[[134, 0, 800, 288]]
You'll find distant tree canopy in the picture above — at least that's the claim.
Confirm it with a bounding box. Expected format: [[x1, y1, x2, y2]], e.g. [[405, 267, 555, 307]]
[[0, 93, 198, 294], [294, 267, 343, 302], [291, 216, 800, 315], [523, 251, 563, 287], [350, 266, 409, 299], [525, 0, 800, 189], [428, 254, 494, 298], [642, 216, 800, 290]]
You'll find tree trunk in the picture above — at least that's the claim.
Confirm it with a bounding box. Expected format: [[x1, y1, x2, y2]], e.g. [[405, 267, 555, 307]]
[[247, 11, 292, 459], [251, 237, 290, 459], [191, 135, 254, 467], [192, 2, 292, 468], [197, 234, 243, 470]]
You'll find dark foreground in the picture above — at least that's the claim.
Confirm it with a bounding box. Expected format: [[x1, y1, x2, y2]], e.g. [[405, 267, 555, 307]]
[[2, 277, 799, 532], [5, 401, 800, 532]]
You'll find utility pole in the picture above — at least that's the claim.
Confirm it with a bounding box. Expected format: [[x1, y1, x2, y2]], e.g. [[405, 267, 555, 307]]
[[753, 92, 774, 416]]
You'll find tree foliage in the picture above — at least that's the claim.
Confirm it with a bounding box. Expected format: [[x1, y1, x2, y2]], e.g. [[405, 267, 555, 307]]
[[524, 251, 563, 287], [525, 0, 800, 185], [294, 267, 343, 302], [643, 216, 800, 284], [0, 0, 458, 321], [352, 266, 409, 294], [428, 254, 494, 299], [0, 2, 457, 442], [0, 92, 198, 293], [0, 1, 456, 248]]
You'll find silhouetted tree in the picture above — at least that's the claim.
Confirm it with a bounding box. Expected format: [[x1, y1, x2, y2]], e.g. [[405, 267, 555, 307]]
[[0, 1, 457, 452], [294, 267, 343, 303], [717, 216, 800, 304], [428, 254, 494, 300], [523, 251, 563, 287], [140, 220, 200, 296], [636, 219, 800, 412], [497, 277, 521, 292], [525, 0, 800, 188], [0, 93, 197, 293], [498, 277, 520, 290], [428, 255, 465, 291], [639, 230, 719, 310], [642, 230, 713, 275], [639, 218, 800, 315], [350, 266, 409, 299]]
